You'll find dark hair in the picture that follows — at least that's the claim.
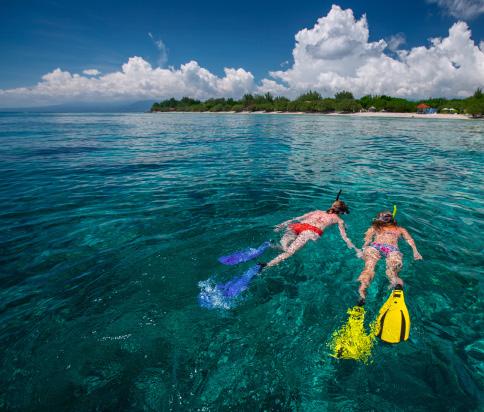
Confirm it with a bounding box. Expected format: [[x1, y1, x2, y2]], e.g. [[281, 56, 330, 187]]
[[327, 200, 349, 215], [372, 211, 398, 231]]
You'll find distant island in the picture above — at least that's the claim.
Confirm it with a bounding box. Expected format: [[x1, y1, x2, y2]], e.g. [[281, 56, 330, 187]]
[[151, 89, 484, 117]]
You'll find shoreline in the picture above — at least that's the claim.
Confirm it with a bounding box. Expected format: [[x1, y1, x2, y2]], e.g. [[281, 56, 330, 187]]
[[151, 110, 473, 120], [331, 111, 470, 120]]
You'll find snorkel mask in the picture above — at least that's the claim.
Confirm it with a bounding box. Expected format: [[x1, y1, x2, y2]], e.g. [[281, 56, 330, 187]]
[[330, 190, 350, 214], [373, 205, 397, 224]]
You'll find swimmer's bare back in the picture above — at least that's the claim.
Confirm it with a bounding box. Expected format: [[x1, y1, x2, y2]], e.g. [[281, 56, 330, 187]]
[[368, 226, 402, 247], [275, 210, 339, 233]]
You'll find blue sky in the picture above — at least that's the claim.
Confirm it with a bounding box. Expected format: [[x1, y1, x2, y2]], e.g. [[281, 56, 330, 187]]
[[1, 0, 483, 105]]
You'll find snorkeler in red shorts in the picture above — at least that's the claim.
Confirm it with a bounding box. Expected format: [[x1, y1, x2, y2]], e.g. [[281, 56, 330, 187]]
[[260, 191, 361, 268]]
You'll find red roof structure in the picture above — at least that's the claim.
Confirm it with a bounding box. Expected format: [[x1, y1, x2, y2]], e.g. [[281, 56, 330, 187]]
[[416, 103, 430, 109]]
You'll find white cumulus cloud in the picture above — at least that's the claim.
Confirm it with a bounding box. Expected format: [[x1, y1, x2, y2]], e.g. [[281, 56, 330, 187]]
[[427, 0, 484, 20], [82, 69, 101, 76], [387, 33, 406, 52], [0, 57, 255, 107], [260, 4, 484, 99]]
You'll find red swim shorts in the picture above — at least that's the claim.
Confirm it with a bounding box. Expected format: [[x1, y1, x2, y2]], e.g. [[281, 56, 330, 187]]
[[289, 223, 323, 236]]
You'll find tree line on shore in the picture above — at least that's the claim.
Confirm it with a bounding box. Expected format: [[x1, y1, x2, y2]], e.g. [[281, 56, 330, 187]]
[[151, 89, 484, 116]]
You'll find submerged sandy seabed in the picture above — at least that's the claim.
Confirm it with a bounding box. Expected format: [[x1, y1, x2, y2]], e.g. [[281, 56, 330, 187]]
[[153, 111, 473, 120]]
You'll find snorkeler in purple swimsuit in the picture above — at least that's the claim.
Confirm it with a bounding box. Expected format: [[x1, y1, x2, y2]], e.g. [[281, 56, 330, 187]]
[[356, 208, 422, 304]]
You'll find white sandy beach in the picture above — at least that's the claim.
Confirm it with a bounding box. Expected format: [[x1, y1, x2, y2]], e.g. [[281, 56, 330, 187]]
[[154, 111, 473, 120], [333, 111, 470, 120], [245, 111, 471, 119]]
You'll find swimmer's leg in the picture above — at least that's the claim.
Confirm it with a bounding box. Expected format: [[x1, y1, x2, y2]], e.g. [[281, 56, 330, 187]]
[[357, 247, 381, 300], [279, 230, 297, 251], [266, 232, 318, 267], [385, 252, 404, 288]]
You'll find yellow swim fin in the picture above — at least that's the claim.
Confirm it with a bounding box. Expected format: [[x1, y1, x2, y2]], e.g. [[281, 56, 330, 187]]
[[329, 304, 376, 363], [375, 285, 410, 343]]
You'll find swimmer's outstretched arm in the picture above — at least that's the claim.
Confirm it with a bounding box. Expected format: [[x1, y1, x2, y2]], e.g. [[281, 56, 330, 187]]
[[401, 228, 423, 260], [362, 227, 375, 249], [274, 211, 316, 231], [337, 220, 360, 256]]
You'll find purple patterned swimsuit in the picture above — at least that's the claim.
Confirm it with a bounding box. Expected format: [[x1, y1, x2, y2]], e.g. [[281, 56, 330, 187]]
[[370, 242, 401, 257]]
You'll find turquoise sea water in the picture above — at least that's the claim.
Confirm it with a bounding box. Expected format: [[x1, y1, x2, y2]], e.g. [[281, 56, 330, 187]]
[[0, 112, 482, 410]]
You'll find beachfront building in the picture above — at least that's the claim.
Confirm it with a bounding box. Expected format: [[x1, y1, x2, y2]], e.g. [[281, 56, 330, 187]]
[[416, 103, 436, 114], [417, 103, 429, 113]]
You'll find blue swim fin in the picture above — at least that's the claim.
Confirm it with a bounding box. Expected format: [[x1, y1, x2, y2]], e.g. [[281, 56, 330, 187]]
[[217, 264, 262, 297], [218, 241, 270, 265], [198, 264, 263, 309]]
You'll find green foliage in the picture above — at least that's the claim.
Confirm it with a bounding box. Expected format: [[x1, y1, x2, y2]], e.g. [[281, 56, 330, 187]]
[[335, 91, 354, 100], [242, 94, 254, 105], [359, 95, 373, 109], [335, 98, 361, 112], [465, 98, 484, 116], [149, 90, 482, 116], [422, 98, 447, 110], [358, 95, 415, 112], [296, 91, 322, 102], [180, 97, 200, 106], [319, 99, 336, 112], [273, 96, 290, 111]]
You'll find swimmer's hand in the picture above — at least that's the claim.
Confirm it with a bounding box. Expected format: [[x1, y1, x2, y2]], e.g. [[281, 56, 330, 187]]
[[414, 251, 423, 260], [355, 249, 363, 259]]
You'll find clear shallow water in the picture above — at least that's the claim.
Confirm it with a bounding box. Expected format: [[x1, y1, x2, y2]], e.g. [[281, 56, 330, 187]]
[[0, 112, 482, 411]]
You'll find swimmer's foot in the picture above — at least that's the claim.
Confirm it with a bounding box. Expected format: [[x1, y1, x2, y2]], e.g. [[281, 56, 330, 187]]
[[388, 279, 404, 290], [269, 239, 283, 250], [357, 298, 365, 307], [257, 262, 267, 273]]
